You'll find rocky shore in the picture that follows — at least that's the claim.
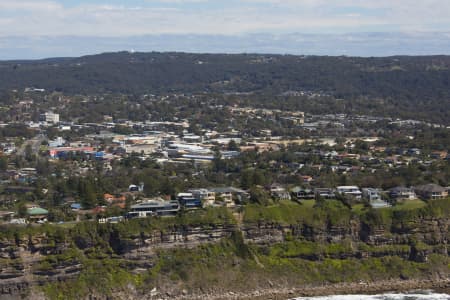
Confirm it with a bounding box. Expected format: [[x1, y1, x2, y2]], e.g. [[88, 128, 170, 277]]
[[168, 278, 450, 300]]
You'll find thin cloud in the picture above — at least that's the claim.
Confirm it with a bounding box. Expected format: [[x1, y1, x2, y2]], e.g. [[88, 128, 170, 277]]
[[0, 0, 449, 37], [0, 0, 62, 11]]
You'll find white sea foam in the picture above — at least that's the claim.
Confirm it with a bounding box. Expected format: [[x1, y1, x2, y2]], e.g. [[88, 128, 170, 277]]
[[292, 292, 450, 300]]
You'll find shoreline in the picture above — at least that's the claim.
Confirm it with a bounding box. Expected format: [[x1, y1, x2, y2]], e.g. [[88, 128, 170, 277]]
[[171, 278, 450, 300]]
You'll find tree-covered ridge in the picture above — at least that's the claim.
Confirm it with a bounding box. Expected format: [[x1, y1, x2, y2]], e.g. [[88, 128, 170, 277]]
[[1, 52, 450, 97], [1, 52, 449, 124]]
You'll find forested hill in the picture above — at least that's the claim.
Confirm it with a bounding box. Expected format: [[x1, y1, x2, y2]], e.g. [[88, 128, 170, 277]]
[[1, 51, 450, 102]]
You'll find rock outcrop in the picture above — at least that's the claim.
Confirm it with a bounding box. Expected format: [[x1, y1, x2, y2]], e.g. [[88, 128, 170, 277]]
[[0, 215, 448, 297]]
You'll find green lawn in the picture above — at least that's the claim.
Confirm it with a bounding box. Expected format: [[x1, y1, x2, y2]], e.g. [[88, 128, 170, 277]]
[[352, 199, 428, 215], [244, 200, 316, 225], [392, 199, 427, 211], [299, 199, 316, 208], [243, 199, 353, 226]]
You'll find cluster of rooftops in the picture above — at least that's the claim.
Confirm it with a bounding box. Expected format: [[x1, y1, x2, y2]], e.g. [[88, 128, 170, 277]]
[[124, 184, 449, 220]]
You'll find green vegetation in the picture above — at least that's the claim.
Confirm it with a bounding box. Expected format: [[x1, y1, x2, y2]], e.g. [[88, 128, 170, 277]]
[[0, 199, 448, 298], [1, 53, 450, 124], [256, 254, 445, 284], [266, 240, 354, 259], [34, 248, 83, 273], [244, 201, 316, 225], [38, 237, 450, 299], [244, 199, 356, 227], [42, 258, 139, 300], [392, 199, 427, 211]]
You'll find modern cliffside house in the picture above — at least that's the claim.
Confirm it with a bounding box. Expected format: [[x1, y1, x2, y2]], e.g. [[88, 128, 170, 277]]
[[209, 187, 249, 207], [127, 199, 180, 218], [188, 189, 216, 206], [291, 187, 315, 200], [362, 188, 390, 208], [269, 184, 291, 200], [336, 186, 362, 199], [362, 188, 382, 201], [177, 193, 202, 209], [389, 186, 417, 201], [414, 184, 448, 200], [314, 188, 335, 199]]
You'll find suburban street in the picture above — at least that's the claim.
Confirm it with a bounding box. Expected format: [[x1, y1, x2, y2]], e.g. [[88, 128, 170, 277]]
[[17, 134, 46, 157]]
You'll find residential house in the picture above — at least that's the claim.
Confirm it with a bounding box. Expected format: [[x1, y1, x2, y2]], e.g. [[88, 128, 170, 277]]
[[414, 184, 448, 200], [389, 186, 417, 201], [188, 189, 216, 206], [362, 188, 390, 208], [26, 206, 48, 222], [362, 188, 382, 202], [127, 199, 180, 218], [269, 184, 291, 200], [209, 187, 249, 207], [314, 188, 335, 199], [291, 187, 314, 200], [177, 193, 202, 209], [336, 186, 362, 199]]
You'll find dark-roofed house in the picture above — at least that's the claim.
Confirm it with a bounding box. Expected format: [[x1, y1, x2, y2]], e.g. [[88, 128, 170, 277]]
[[414, 184, 448, 200], [389, 186, 417, 201]]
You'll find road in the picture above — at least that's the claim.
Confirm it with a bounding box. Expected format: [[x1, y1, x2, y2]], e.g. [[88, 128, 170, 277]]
[[17, 134, 46, 157]]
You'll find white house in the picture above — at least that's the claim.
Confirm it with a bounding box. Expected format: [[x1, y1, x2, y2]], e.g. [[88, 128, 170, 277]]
[[336, 186, 362, 199], [362, 188, 381, 201]]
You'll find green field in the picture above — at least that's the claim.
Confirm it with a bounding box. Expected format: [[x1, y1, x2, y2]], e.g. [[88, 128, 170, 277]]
[[392, 199, 427, 211]]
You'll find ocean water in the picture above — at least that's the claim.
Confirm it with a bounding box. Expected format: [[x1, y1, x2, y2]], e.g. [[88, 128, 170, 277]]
[[293, 291, 450, 300]]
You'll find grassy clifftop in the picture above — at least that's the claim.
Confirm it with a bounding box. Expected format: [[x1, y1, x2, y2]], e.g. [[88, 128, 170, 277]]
[[0, 199, 449, 299]]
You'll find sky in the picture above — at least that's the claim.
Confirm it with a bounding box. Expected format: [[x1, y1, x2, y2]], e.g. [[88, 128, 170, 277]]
[[1, 0, 450, 58]]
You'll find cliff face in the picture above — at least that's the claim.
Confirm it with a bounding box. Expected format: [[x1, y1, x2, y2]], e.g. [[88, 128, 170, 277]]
[[0, 216, 448, 298], [243, 216, 448, 249]]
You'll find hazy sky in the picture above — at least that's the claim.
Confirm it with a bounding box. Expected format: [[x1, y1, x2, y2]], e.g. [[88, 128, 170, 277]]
[[1, 0, 450, 58], [2, 0, 450, 35]]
